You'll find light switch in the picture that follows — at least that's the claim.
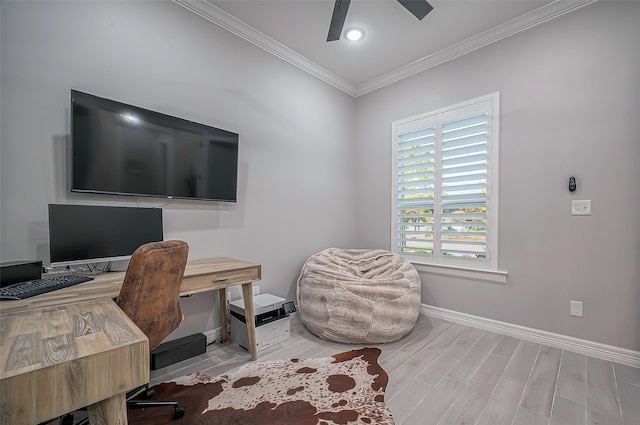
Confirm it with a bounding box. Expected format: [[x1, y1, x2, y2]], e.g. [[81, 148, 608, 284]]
[[571, 200, 591, 216]]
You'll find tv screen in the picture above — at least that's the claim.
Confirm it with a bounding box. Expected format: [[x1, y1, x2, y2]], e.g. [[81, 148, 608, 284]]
[[71, 90, 239, 202], [48, 204, 163, 267]]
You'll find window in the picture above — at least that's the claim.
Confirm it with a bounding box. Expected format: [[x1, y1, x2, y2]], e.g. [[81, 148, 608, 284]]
[[392, 93, 499, 271]]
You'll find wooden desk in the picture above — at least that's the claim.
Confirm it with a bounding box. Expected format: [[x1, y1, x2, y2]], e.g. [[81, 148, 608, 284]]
[[0, 258, 263, 360], [0, 299, 149, 425]]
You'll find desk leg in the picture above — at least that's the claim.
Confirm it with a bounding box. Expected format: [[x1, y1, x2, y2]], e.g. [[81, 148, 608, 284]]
[[219, 288, 228, 342], [86, 392, 127, 425], [241, 283, 258, 361]]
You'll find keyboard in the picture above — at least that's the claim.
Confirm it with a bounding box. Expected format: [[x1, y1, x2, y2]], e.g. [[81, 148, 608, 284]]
[[0, 275, 94, 300]]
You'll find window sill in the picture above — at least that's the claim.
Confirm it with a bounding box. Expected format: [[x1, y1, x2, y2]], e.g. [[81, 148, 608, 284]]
[[411, 262, 508, 284]]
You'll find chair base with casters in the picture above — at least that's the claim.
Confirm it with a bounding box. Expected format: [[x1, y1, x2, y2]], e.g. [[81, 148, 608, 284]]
[[66, 384, 185, 425], [127, 383, 186, 419]]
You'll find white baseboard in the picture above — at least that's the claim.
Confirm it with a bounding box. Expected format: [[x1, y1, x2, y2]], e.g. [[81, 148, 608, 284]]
[[203, 327, 222, 345], [421, 304, 640, 368]]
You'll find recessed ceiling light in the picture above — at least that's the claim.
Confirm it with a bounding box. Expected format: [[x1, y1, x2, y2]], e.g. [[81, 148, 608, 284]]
[[345, 27, 364, 42]]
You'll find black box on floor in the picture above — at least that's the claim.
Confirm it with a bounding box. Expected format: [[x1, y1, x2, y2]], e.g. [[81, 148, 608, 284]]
[[1, 260, 42, 287], [150, 333, 206, 370]]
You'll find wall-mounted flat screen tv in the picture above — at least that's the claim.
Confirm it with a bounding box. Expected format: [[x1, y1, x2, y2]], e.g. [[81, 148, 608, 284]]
[[71, 90, 239, 202]]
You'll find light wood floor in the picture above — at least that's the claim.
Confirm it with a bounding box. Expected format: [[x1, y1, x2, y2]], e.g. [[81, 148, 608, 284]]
[[151, 314, 640, 425]]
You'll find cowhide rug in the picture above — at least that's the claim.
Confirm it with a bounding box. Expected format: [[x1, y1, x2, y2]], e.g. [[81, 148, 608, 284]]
[[128, 347, 394, 425]]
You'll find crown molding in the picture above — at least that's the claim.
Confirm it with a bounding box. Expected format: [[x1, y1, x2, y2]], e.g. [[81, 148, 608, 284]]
[[172, 0, 357, 96], [355, 0, 598, 96], [173, 0, 597, 98]]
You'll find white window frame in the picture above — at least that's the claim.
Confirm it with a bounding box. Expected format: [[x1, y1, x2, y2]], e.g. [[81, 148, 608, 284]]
[[391, 92, 505, 281]]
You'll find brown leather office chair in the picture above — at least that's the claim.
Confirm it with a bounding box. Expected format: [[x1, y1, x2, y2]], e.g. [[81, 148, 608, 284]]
[[117, 240, 189, 420]]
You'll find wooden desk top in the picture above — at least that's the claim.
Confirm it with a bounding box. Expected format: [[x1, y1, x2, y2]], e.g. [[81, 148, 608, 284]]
[[0, 299, 149, 424], [0, 257, 262, 316]]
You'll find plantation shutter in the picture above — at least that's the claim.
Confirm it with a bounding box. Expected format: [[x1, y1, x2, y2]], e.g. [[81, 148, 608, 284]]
[[393, 94, 497, 269], [440, 113, 488, 259], [397, 125, 437, 255]]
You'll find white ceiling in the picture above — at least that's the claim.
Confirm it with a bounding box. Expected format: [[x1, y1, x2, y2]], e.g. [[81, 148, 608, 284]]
[[173, 0, 597, 96]]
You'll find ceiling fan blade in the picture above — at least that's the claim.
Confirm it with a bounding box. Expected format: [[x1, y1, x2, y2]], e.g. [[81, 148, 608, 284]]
[[397, 0, 433, 20], [327, 0, 351, 42]]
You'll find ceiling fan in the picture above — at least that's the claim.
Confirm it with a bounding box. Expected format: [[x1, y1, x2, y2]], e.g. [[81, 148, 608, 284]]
[[327, 0, 434, 42]]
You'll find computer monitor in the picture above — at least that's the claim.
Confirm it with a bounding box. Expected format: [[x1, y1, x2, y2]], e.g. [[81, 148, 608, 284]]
[[48, 204, 163, 267]]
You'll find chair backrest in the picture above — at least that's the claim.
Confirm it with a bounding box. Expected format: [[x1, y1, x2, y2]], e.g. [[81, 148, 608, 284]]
[[116, 240, 189, 350]]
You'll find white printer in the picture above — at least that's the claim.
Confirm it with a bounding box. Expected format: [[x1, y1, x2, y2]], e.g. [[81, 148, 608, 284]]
[[229, 293, 294, 352]]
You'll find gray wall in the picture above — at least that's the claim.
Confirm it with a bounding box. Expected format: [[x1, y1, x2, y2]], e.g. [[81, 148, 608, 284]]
[[354, 1, 640, 351], [0, 1, 357, 340], [2, 1, 638, 352]]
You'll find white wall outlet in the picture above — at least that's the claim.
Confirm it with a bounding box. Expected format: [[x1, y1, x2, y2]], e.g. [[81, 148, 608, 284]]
[[253, 285, 260, 295], [570, 300, 583, 317], [571, 200, 592, 216]]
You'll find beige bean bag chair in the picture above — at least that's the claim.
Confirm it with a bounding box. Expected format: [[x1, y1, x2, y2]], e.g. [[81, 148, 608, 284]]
[[296, 248, 421, 343]]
